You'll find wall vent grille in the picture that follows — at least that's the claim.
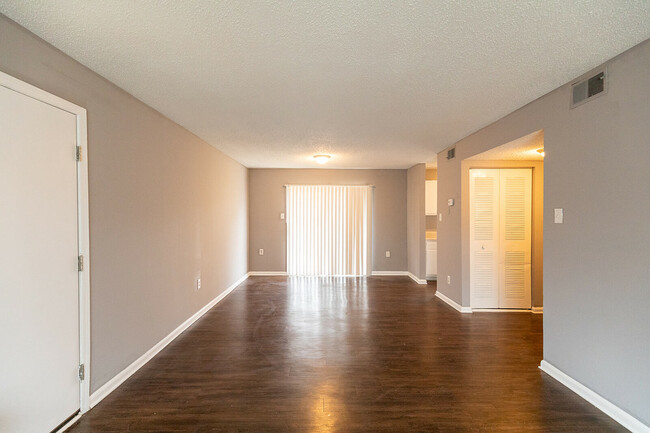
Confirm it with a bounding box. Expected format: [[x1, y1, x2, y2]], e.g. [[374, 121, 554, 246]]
[[447, 147, 456, 160], [571, 69, 606, 108]]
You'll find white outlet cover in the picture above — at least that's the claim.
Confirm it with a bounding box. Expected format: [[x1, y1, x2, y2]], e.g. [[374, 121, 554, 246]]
[[197, 278, 201, 290], [280, 212, 285, 219], [554, 208, 564, 224]]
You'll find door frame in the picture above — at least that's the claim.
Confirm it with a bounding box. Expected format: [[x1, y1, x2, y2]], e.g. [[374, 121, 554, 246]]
[[0, 71, 91, 413], [468, 166, 533, 310]]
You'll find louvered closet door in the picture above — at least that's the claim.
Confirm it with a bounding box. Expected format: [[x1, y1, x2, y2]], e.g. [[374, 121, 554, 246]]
[[470, 169, 500, 308], [498, 169, 532, 309]]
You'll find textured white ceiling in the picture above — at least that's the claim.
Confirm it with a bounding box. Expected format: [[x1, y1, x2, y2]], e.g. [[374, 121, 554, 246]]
[[1, 1, 648, 168], [467, 130, 544, 161]]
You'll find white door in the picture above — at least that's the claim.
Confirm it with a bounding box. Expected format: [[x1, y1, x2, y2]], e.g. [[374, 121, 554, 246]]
[[470, 169, 500, 308], [470, 168, 531, 309], [0, 85, 81, 431], [498, 169, 532, 309]]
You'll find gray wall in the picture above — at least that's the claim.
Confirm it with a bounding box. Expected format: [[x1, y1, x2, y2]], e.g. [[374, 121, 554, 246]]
[[407, 164, 426, 279], [437, 40, 650, 424], [249, 169, 407, 272], [0, 15, 249, 393]]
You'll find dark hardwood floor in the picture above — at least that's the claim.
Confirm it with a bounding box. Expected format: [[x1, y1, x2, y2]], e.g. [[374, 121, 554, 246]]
[[68, 276, 625, 432]]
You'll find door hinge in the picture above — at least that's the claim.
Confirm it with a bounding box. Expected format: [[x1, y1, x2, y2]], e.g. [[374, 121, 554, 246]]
[[76, 145, 82, 162], [78, 255, 84, 272], [78, 364, 85, 381]]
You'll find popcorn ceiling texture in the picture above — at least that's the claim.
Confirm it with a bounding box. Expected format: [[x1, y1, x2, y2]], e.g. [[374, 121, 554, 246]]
[[467, 130, 545, 161], [1, 1, 648, 168]]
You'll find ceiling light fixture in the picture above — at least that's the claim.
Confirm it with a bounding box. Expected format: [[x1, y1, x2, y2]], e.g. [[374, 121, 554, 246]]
[[313, 154, 331, 164], [536, 148, 545, 157]]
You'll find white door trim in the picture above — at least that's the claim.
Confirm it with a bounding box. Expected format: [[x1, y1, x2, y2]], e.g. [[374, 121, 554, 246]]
[[0, 70, 91, 413]]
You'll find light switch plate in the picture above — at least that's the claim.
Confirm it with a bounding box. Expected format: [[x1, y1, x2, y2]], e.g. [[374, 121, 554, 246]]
[[385, 251, 391, 258], [439, 213, 442, 222], [196, 278, 201, 290], [554, 208, 564, 224], [259, 248, 264, 255], [280, 212, 285, 220]]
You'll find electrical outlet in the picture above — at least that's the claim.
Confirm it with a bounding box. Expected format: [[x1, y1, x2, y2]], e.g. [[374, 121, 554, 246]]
[[196, 278, 201, 290], [447, 275, 451, 285], [385, 250, 391, 258], [280, 212, 285, 220], [259, 248, 264, 255]]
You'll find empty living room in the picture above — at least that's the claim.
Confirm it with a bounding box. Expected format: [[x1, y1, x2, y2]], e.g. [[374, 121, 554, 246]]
[[0, 2, 648, 432]]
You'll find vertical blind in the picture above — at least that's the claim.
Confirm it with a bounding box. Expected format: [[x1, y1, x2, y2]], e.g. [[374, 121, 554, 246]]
[[286, 185, 372, 276]]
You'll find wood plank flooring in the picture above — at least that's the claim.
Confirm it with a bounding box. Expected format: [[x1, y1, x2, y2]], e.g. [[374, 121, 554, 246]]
[[67, 276, 626, 432]]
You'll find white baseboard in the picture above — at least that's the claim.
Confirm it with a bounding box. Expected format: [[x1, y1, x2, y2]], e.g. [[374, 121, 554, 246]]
[[371, 271, 408, 276], [532, 306, 544, 314], [539, 360, 649, 433], [247, 271, 288, 276], [435, 290, 472, 313], [250, 271, 420, 279], [89, 273, 248, 408], [56, 412, 82, 433], [472, 308, 531, 313], [407, 272, 427, 285]]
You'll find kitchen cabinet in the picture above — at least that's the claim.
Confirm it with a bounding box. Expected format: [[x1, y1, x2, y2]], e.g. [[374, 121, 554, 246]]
[[425, 180, 437, 215], [426, 239, 437, 277]]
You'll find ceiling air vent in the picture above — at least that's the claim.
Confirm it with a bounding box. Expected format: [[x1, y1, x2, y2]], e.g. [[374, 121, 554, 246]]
[[447, 147, 456, 160], [571, 69, 606, 108]]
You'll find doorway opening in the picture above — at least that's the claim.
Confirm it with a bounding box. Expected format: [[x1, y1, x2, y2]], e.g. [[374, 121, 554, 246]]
[[463, 130, 544, 312], [470, 168, 532, 308]]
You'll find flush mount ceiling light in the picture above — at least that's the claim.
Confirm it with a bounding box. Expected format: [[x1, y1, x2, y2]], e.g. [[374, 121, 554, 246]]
[[313, 154, 331, 164], [537, 148, 545, 157]]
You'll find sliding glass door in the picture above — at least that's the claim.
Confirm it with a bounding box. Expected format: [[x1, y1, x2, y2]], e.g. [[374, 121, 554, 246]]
[[286, 185, 372, 276]]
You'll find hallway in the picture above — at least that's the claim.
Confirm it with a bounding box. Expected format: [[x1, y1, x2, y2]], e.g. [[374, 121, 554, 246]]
[[69, 277, 624, 432]]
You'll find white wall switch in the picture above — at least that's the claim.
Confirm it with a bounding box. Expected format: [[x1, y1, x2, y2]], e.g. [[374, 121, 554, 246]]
[[196, 278, 201, 290], [385, 250, 391, 258], [439, 213, 443, 222], [447, 275, 451, 285], [447, 198, 455, 206], [259, 248, 264, 255], [554, 208, 564, 224], [280, 212, 285, 220]]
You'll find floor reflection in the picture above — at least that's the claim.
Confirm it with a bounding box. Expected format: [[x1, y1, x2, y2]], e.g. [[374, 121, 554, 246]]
[[285, 277, 368, 362], [310, 380, 341, 433], [286, 277, 365, 431], [66, 276, 626, 432]]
